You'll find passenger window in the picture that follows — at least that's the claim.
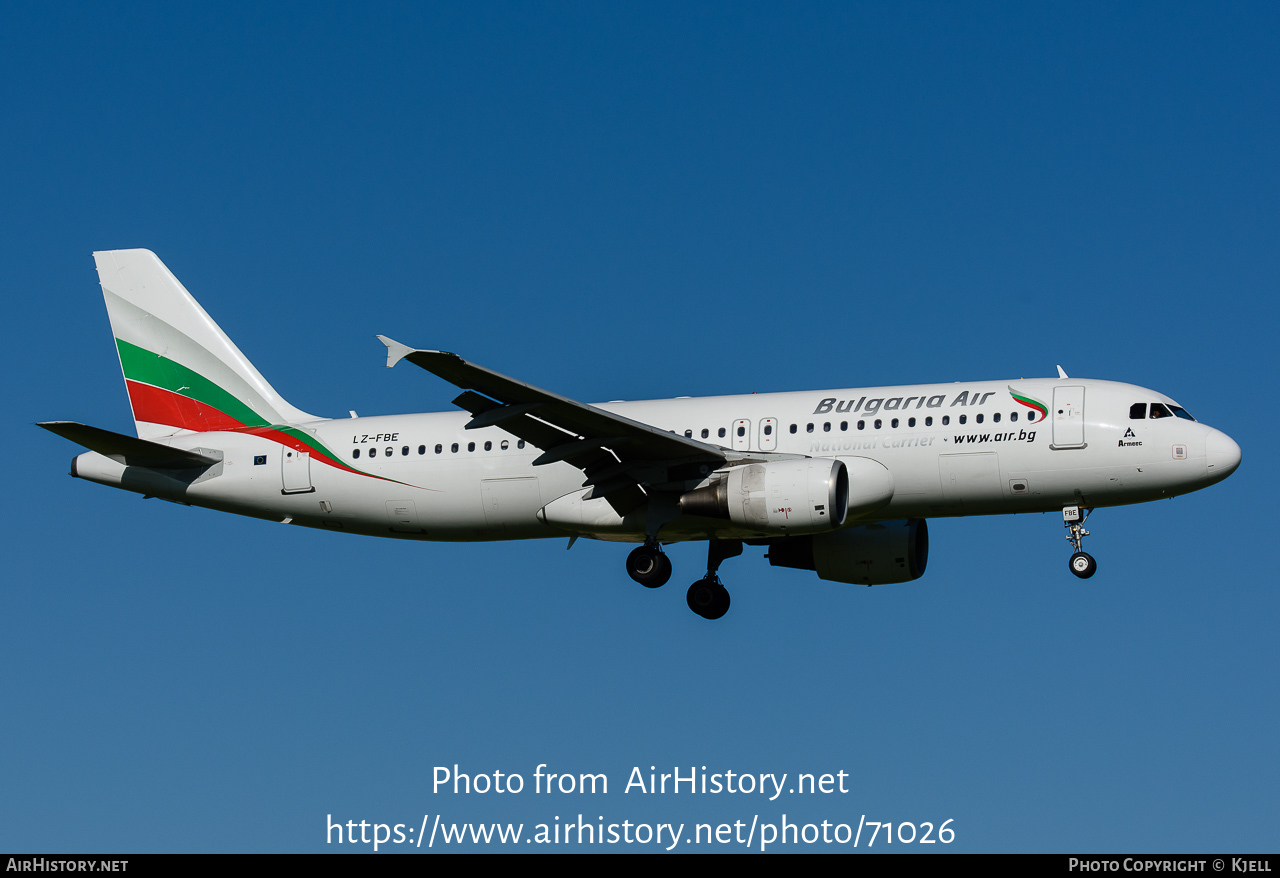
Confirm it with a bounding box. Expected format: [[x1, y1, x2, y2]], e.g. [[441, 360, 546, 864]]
[[720, 427, 728, 438], [764, 424, 773, 436], [976, 414, 983, 424], [840, 421, 847, 431], [352, 449, 361, 459], [501, 440, 509, 450], [857, 420, 865, 430], [1027, 412, 1037, 422], [908, 417, 916, 427], [1130, 403, 1147, 419], [451, 443, 459, 453], [959, 415, 967, 425], [806, 423, 814, 433], [517, 440, 525, 449], [402, 446, 409, 456], [1150, 404, 1172, 419], [993, 413, 1000, 423], [484, 441, 492, 451], [418, 445, 426, 455], [891, 418, 899, 428], [468, 442, 476, 451], [685, 429, 693, 438], [942, 416, 950, 426], [1010, 412, 1018, 422], [788, 425, 796, 435], [737, 426, 745, 437], [701, 428, 709, 438], [369, 447, 378, 458], [823, 422, 831, 432], [925, 416, 933, 426], [874, 419, 882, 429], [435, 444, 442, 454]]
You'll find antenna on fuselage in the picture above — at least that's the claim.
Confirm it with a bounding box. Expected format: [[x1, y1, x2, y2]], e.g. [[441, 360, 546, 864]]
[[1056, 365, 1069, 379]]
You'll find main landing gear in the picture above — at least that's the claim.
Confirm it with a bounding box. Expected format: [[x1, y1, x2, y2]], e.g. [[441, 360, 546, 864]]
[[626, 542, 671, 588], [623, 539, 742, 619], [1063, 505, 1097, 579], [686, 540, 742, 620]]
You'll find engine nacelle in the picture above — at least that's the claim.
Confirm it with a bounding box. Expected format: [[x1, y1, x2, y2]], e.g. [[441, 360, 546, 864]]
[[767, 519, 929, 585], [679, 459, 849, 535]]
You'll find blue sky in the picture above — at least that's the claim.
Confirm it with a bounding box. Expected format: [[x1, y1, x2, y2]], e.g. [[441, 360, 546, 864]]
[[2, 2, 1277, 852]]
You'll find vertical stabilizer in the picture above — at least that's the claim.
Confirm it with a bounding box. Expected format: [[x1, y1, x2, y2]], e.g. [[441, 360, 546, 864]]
[[94, 249, 319, 438]]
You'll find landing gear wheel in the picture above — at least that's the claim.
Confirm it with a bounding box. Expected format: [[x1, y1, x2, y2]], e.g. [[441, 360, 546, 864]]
[[687, 578, 731, 619], [1069, 552, 1097, 579], [627, 546, 671, 588], [1063, 507, 1097, 580]]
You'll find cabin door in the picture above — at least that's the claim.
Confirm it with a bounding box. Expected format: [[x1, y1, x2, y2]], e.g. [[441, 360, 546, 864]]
[[281, 450, 313, 494], [1052, 386, 1086, 448]]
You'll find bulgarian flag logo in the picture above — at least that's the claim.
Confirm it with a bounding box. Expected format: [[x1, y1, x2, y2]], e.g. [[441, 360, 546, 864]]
[[1008, 386, 1048, 420]]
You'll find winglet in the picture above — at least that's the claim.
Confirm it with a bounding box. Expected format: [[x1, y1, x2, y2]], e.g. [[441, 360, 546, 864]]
[[1056, 365, 1069, 379], [377, 335, 416, 369]]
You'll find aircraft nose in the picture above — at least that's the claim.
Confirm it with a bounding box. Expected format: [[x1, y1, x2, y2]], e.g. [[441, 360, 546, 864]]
[[1205, 429, 1241, 481]]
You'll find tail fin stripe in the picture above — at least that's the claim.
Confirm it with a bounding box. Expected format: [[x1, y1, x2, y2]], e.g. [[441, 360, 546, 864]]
[[124, 380, 249, 433], [104, 288, 294, 426], [117, 338, 270, 429]]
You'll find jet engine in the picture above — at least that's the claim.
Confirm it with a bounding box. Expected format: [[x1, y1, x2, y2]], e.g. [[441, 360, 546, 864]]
[[678, 458, 849, 535], [767, 519, 929, 585]]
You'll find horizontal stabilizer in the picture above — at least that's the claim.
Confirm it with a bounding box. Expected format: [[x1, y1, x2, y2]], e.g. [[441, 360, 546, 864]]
[[37, 422, 221, 468]]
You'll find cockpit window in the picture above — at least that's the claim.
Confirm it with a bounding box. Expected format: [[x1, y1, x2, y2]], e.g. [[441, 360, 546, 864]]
[[1129, 403, 1147, 419], [1169, 405, 1196, 421], [1150, 403, 1173, 419]]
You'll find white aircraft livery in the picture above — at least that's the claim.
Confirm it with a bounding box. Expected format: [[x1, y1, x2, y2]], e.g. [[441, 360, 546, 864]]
[[42, 250, 1242, 619]]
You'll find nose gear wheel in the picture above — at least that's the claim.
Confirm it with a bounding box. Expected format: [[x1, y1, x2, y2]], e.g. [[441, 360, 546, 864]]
[[1063, 506, 1098, 579], [1069, 551, 1097, 578]]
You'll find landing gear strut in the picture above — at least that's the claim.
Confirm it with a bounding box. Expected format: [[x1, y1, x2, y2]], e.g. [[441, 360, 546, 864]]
[[1063, 506, 1097, 579], [687, 540, 741, 620], [626, 542, 671, 588]]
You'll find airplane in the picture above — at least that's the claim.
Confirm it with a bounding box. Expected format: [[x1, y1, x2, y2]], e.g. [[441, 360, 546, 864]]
[[40, 249, 1242, 619]]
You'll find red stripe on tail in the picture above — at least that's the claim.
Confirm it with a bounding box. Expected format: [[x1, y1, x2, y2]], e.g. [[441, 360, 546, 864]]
[[125, 380, 247, 432]]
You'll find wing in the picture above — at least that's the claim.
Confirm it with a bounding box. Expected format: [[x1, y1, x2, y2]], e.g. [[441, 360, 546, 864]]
[[378, 337, 734, 512]]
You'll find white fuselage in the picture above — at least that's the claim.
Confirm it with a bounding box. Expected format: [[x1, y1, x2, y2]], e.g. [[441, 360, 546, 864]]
[[71, 377, 1239, 544]]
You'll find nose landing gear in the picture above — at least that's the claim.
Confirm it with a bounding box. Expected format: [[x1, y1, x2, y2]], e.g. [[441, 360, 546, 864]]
[[1063, 506, 1097, 579], [687, 539, 741, 620]]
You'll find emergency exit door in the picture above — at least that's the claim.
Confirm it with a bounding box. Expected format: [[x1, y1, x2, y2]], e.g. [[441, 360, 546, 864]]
[[758, 417, 778, 451]]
